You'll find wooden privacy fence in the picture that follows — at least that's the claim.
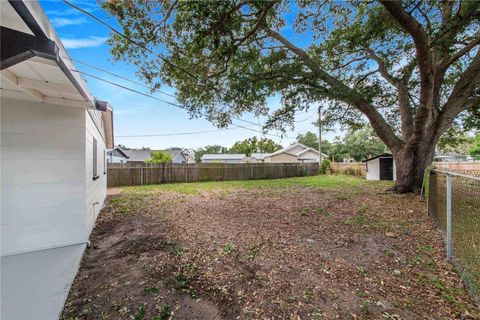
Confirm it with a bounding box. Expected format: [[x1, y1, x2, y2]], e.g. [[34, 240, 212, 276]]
[[107, 162, 319, 187], [329, 162, 366, 177]]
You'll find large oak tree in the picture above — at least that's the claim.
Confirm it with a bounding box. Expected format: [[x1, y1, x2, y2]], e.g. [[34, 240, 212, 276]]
[[102, 0, 480, 192]]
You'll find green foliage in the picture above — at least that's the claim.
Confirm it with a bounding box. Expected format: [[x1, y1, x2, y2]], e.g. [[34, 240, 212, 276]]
[[102, 1, 479, 134], [437, 128, 475, 155], [296, 131, 319, 149], [469, 135, 480, 160], [230, 136, 282, 155], [145, 151, 173, 163], [329, 127, 387, 161], [296, 131, 334, 155], [194, 145, 229, 162], [320, 159, 331, 174], [102, 1, 480, 190]]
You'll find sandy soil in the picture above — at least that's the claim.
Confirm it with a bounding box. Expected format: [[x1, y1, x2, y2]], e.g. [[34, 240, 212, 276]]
[[62, 182, 479, 319]]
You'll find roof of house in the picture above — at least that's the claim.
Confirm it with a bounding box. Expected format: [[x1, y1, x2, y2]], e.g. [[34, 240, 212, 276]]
[[123, 149, 188, 162], [264, 143, 328, 159], [362, 153, 393, 163], [0, 1, 99, 109], [1, 1, 115, 147], [108, 147, 129, 158], [201, 154, 246, 161], [251, 153, 272, 159]]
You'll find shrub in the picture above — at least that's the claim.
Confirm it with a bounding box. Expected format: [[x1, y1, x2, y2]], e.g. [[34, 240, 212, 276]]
[[145, 151, 172, 163], [320, 159, 331, 174]]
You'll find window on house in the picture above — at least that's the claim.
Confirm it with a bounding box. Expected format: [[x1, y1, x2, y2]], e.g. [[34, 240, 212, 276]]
[[104, 150, 107, 174], [93, 138, 99, 180]]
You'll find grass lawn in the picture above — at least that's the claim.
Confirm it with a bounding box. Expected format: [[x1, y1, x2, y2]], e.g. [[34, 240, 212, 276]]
[[62, 175, 479, 319]]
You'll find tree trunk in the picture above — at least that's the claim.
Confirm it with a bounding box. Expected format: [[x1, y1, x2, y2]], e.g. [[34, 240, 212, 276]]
[[392, 140, 436, 193]]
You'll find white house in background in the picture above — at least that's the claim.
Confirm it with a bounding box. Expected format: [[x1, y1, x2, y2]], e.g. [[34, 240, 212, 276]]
[[362, 153, 396, 181], [1, 2, 114, 319], [122, 148, 196, 163], [106, 147, 130, 163], [201, 153, 247, 163], [263, 143, 328, 163]]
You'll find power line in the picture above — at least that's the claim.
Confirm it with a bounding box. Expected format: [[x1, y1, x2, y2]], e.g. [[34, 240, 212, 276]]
[[72, 59, 273, 130], [73, 69, 293, 139], [72, 58, 176, 99], [63, 1, 298, 139], [63, 0, 199, 82], [117, 126, 252, 138]]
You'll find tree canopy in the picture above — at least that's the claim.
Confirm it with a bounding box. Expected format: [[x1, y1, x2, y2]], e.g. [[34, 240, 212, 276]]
[[470, 135, 480, 160], [145, 151, 173, 163], [230, 136, 282, 155], [103, 0, 480, 192]]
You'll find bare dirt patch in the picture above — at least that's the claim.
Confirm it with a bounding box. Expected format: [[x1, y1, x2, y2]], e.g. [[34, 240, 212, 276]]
[[62, 180, 479, 319]]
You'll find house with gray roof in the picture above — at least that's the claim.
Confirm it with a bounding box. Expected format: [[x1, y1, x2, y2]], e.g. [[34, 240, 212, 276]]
[[123, 148, 195, 164]]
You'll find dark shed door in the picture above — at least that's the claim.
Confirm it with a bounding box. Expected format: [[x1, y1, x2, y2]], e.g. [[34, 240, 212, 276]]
[[379, 157, 393, 180]]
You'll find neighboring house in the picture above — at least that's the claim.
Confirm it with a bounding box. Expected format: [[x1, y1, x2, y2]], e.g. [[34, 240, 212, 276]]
[[263, 143, 328, 163], [107, 147, 129, 163], [1, 2, 113, 319], [363, 153, 396, 181], [201, 154, 247, 163], [123, 148, 195, 163]]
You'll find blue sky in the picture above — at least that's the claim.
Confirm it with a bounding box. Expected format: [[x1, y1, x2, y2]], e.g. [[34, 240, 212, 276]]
[[39, 0, 340, 150]]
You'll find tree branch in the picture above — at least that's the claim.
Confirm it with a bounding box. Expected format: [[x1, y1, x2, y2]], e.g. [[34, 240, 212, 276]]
[[438, 50, 480, 133], [380, 0, 435, 147], [267, 29, 403, 151]]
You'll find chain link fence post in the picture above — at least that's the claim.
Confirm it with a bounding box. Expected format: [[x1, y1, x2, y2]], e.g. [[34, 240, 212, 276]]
[[446, 173, 452, 260]]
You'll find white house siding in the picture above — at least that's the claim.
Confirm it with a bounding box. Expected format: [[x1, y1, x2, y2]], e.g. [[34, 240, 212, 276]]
[[85, 110, 108, 235], [1, 97, 87, 254], [366, 158, 380, 180], [297, 150, 320, 163], [264, 153, 298, 163], [1, 97, 92, 320], [1, 243, 86, 319], [365, 157, 397, 181]]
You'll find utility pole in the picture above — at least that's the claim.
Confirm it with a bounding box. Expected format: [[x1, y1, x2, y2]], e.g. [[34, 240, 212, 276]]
[[318, 105, 322, 168]]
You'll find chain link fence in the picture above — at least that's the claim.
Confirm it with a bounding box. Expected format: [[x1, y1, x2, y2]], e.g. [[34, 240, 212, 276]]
[[428, 169, 480, 303]]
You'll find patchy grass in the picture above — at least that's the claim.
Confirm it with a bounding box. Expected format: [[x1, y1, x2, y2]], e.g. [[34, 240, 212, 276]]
[[122, 174, 392, 195], [62, 175, 478, 320]]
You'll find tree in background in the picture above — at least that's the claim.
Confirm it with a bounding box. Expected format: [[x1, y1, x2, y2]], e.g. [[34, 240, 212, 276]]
[[194, 145, 229, 162], [145, 151, 173, 163], [470, 135, 480, 160], [116, 144, 131, 150], [230, 137, 282, 155], [103, 1, 480, 192], [436, 128, 475, 155], [329, 128, 388, 162], [296, 131, 333, 155]]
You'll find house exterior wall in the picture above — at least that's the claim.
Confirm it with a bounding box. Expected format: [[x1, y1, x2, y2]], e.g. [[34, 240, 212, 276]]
[[1, 97, 108, 320], [365, 158, 380, 180], [202, 159, 243, 163], [298, 150, 319, 163], [107, 149, 128, 163], [1, 97, 87, 254], [365, 157, 397, 181], [108, 154, 128, 163], [85, 110, 108, 234], [264, 153, 298, 163]]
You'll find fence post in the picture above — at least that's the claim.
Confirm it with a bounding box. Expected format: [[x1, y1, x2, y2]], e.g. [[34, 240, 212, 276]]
[[141, 167, 144, 186], [446, 173, 452, 260]]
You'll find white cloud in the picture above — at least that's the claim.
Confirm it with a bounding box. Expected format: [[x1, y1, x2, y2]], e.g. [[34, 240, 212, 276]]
[[62, 36, 108, 49], [51, 17, 88, 27]]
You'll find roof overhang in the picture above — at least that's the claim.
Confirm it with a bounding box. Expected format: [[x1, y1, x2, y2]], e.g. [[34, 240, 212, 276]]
[[362, 153, 393, 163], [0, 0, 98, 109], [97, 101, 115, 149]]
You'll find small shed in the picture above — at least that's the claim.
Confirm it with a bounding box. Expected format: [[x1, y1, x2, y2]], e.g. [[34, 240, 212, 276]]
[[362, 153, 396, 181]]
